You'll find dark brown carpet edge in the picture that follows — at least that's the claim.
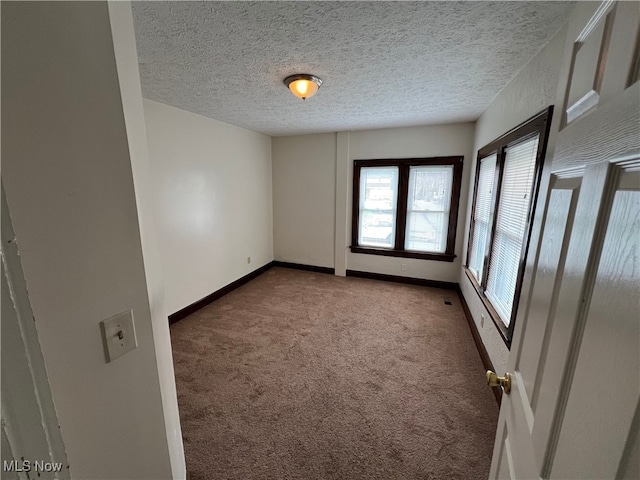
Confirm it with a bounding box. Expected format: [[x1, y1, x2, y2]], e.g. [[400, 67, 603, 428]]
[[170, 267, 499, 480]]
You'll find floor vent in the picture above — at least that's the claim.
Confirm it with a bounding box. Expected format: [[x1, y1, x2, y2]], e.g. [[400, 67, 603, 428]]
[[442, 297, 453, 306]]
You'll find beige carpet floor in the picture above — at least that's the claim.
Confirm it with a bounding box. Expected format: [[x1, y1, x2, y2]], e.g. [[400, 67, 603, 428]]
[[170, 267, 498, 480]]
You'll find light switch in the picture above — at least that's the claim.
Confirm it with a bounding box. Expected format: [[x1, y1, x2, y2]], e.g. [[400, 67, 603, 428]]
[[100, 309, 137, 363]]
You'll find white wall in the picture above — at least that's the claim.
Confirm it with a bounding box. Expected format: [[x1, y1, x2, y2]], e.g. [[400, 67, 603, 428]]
[[108, 3, 185, 478], [272, 134, 336, 268], [459, 25, 569, 373], [143, 100, 273, 315], [272, 123, 475, 282], [2, 2, 176, 478]]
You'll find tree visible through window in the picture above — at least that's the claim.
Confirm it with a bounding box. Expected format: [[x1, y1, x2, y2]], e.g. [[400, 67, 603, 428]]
[[351, 157, 463, 262]]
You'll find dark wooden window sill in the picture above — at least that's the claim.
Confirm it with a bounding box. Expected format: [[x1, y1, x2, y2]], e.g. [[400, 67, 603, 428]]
[[463, 267, 512, 348], [350, 245, 456, 262]]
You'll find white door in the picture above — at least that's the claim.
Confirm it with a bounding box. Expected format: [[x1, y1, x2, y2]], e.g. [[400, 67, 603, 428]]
[[489, 1, 640, 478], [1, 185, 70, 480]]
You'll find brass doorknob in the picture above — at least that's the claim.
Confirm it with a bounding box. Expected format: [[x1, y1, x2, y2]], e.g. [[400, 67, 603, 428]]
[[486, 370, 511, 394]]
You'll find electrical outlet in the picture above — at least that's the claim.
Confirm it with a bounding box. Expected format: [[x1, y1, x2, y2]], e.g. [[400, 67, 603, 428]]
[[247, 256, 251, 264], [481, 314, 486, 328], [401, 263, 407, 271]]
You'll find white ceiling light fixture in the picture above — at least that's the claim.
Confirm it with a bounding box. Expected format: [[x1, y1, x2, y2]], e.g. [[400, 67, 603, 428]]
[[284, 74, 322, 100]]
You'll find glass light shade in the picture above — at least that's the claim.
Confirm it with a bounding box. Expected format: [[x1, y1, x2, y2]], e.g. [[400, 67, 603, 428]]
[[289, 79, 318, 99], [284, 74, 322, 100]]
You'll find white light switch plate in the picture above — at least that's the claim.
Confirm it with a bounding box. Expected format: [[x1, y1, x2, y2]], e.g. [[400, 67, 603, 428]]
[[100, 309, 137, 363]]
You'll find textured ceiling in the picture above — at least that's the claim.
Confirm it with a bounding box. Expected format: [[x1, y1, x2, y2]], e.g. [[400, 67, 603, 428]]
[[132, 1, 575, 136]]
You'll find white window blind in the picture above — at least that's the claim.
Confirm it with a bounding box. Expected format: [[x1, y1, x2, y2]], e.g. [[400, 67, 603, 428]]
[[468, 154, 497, 280], [405, 165, 453, 253], [358, 167, 398, 248], [486, 136, 539, 326]]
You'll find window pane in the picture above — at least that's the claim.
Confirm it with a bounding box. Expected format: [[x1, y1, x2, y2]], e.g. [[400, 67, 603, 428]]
[[405, 165, 453, 253], [468, 154, 497, 280], [486, 136, 539, 326], [406, 211, 448, 252], [358, 167, 398, 248]]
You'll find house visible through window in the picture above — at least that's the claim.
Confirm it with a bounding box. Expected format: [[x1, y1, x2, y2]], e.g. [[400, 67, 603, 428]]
[[466, 107, 553, 346], [351, 157, 463, 262]]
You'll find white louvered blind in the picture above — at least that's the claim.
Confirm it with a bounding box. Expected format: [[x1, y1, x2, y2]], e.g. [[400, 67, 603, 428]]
[[486, 136, 539, 326], [468, 154, 497, 281]]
